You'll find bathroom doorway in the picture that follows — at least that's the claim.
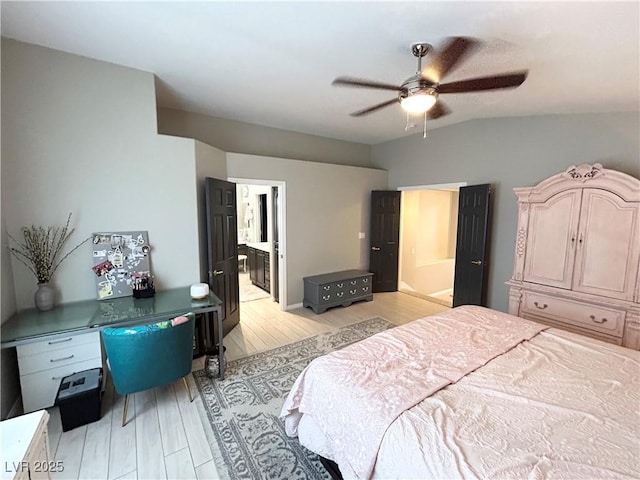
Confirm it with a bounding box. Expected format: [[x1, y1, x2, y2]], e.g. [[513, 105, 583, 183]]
[[398, 183, 464, 307], [231, 178, 287, 309]]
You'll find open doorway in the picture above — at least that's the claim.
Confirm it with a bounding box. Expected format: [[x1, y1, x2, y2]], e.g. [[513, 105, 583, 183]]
[[231, 178, 287, 309], [398, 184, 464, 307]]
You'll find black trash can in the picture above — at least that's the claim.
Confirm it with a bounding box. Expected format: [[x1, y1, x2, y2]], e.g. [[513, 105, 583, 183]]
[[55, 368, 103, 431]]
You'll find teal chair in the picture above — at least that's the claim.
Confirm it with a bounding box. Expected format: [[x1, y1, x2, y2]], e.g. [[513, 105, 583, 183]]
[[101, 312, 195, 426]]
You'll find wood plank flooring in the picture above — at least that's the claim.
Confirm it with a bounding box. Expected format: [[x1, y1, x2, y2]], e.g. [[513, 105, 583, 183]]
[[48, 292, 449, 479]]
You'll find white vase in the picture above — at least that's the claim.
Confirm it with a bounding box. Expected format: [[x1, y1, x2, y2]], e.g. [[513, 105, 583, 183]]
[[34, 282, 55, 311]]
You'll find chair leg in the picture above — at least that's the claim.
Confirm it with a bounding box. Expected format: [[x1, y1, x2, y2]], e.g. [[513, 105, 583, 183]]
[[183, 376, 194, 402], [122, 394, 129, 427]]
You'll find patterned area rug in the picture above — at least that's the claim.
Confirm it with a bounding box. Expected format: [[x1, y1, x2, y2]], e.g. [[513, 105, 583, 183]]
[[193, 317, 395, 480]]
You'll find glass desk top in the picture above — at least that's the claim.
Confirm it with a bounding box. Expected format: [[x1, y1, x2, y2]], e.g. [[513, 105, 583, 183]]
[[1, 287, 223, 347]]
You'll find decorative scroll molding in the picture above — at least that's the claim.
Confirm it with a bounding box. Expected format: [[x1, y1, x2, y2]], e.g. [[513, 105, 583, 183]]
[[626, 314, 640, 329], [563, 163, 604, 182], [516, 228, 527, 257]]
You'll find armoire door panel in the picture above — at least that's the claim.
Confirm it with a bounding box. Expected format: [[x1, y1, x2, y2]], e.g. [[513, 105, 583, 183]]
[[573, 190, 639, 300], [523, 190, 582, 288]]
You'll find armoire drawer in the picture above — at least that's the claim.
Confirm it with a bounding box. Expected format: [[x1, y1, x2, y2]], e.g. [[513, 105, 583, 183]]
[[521, 292, 625, 337]]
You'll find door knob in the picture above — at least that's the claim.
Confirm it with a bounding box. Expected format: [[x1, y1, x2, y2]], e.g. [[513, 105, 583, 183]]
[[371, 246, 381, 251], [211, 270, 224, 276], [471, 260, 482, 265]]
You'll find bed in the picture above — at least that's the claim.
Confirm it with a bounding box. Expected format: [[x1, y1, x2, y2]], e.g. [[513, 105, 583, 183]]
[[280, 306, 640, 479]]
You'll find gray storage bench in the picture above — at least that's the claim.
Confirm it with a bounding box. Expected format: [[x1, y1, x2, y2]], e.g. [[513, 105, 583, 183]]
[[303, 269, 374, 314]]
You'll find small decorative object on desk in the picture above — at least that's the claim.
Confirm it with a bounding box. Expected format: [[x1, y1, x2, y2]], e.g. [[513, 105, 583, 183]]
[[7, 213, 90, 311], [132, 271, 155, 298]]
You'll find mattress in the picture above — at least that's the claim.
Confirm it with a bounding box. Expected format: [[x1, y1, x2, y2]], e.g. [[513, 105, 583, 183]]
[[282, 307, 640, 479]]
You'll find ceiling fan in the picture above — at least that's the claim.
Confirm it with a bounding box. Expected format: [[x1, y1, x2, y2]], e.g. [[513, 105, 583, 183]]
[[332, 37, 528, 125]]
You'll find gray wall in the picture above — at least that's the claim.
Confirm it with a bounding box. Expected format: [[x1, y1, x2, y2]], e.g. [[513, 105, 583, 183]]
[[158, 107, 373, 168], [2, 39, 202, 311], [227, 153, 388, 305], [1, 39, 203, 417], [194, 141, 228, 281], [372, 111, 640, 312]]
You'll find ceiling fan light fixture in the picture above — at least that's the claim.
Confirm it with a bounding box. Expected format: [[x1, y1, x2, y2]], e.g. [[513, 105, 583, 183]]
[[400, 90, 437, 115]]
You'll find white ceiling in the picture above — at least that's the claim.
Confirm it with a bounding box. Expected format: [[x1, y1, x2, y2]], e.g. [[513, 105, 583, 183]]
[[2, 1, 639, 145]]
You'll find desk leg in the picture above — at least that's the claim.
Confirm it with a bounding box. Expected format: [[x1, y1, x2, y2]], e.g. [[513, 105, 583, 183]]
[[204, 307, 225, 380], [217, 306, 225, 379]]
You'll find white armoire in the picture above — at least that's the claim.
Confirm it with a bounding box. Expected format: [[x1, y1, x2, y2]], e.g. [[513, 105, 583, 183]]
[[507, 163, 640, 350]]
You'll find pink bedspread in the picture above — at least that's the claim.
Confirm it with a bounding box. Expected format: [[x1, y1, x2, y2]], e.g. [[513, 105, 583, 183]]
[[280, 305, 547, 479]]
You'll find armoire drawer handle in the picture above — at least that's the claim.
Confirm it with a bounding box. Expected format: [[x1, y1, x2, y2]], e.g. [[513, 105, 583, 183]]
[[323, 285, 331, 291], [48, 337, 73, 345], [350, 289, 357, 295], [50, 354, 75, 363], [322, 295, 330, 301], [350, 280, 357, 285], [590, 315, 608, 324], [533, 301, 548, 310], [337, 283, 344, 288], [337, 292, 344, 298], [363, 278, 369, 283], [362, 286, 369, 292]]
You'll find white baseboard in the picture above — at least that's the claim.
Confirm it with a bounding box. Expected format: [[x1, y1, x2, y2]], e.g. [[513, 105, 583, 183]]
[[285, 302, 303, 311]]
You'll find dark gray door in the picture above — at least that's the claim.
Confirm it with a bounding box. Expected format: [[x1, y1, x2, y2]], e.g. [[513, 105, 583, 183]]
[[453, 184, 492, 307], [205, 177, 240, 339], [369, 191, 401, 292], [271, 186, 279, 302]]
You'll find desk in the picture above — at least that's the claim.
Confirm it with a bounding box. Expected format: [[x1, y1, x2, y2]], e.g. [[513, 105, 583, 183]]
[[1, 287, 225, 412]]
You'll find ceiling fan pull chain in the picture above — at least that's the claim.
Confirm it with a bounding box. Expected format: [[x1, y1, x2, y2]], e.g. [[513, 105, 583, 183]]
[[423, 112, 428, 139], [404, 112, 415, 131]]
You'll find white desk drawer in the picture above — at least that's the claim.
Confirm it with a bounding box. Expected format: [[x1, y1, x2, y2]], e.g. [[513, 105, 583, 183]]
[[17, 331, 100, 358], [20, 357, 102, 413], [521, 292, 625, 337], [18, 341, 101, 375]]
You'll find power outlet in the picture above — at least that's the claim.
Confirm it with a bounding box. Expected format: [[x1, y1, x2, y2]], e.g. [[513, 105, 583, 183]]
[[358, 232, 365, 239]]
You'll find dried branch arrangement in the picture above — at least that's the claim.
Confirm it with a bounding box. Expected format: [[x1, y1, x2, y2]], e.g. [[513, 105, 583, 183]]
[[8, 213, 90, 284]]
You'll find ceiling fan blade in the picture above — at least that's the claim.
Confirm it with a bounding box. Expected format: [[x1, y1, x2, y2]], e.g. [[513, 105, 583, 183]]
[[350, 98, 399, 117], [438, 71, 528, 93], [427, 100, 451, 120], [422, 37, 479, 83], [333, 76, 404, 92]]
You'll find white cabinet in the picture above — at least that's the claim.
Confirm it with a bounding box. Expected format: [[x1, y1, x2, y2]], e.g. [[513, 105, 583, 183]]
[[572, 189, 640, 300], [17, 332, 102, 413], [508, 164, 640, 349], [1, 410, 51, 480], [523, 189, 581, 289]]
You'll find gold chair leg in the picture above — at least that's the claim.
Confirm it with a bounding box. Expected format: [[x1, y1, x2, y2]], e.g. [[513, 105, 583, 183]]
[[122, 394, 129, 427], [183, 376, 194, 402]]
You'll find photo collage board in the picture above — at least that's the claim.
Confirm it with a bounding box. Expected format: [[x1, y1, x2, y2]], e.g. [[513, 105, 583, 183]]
[[91, 230, 152, 300]]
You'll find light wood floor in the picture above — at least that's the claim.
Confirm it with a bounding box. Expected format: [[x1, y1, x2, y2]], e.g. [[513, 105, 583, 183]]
[[49, 292, 449, 479]]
